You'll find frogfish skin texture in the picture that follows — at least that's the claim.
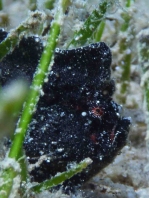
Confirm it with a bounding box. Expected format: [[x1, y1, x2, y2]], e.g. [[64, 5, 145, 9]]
[[0, 29, 130, 192]]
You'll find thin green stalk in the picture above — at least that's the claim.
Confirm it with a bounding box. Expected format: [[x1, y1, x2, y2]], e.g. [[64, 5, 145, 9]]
[[61, 0, 70, 11], [8, 21, 60, 160], [120, 12, 131, 32], [138, 28, 149, 189], [145, 85, 149, 112], [0, 81, 28, 138], [138, 29, 149, 174], [0, 11, 45, 61], [0, 0, 70, 197], [0, 23, 29, 61], [29, 0, 37, 11], [44, 0, 55, 10], [138, 29, 149, 112], [66, 0, 108, 48], [126, 0, 135, 7], [126, 0, 131, 7], [0, 0, 2, 10], [19, 152, 28, 182], [120, 52, 131, 96], [31, 158, 92, 193], [118, 0, 134, 103], [0, 167, 19, 198], [94, 20, 105, 42], [0, 32, 18, 61]]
